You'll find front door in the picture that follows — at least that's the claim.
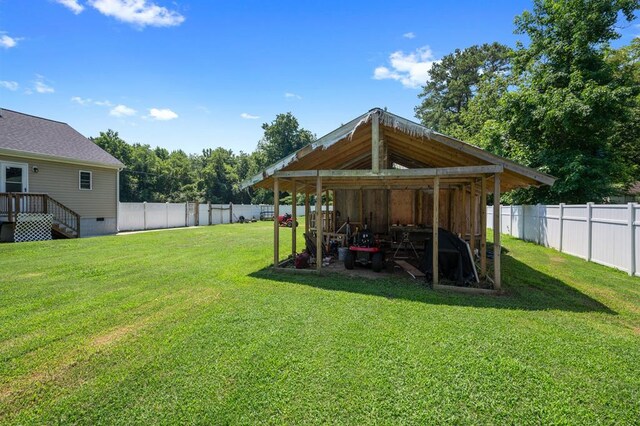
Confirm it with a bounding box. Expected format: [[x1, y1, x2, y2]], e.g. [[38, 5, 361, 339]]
[[1, 162, 29, 193]]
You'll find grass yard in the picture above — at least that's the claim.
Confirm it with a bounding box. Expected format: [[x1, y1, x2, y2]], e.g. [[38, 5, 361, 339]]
[[1, 221, 639, 424]]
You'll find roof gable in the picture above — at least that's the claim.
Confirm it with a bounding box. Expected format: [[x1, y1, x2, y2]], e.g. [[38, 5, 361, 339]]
[[0, 109, 124, 168], [242, 108, 555, 192]]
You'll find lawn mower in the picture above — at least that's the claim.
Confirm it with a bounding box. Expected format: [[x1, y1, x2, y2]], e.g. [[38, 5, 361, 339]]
[[277, 212, 298, 227], [344, 225, 385, 272]]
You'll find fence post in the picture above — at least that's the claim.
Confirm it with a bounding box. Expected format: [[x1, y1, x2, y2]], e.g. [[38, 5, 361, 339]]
[[166, 202, 169, 229], [586, 202, 593, 262], [143, 201, 147, 230], [536, 204, 541, 245], [629, 203, 635, 277], [230, 202, 233, 223], [185, 203, 188, 227], [559, 203, 564, 252], [208, 201, 212, 225]]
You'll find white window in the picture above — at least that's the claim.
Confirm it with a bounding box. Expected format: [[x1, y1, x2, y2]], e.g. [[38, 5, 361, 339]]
[[79, 170, 92, 190]]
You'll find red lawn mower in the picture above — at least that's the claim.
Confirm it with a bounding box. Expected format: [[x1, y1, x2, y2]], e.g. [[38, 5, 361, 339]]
[[344, 226, 385, 272], [277, 212, 298, 227]]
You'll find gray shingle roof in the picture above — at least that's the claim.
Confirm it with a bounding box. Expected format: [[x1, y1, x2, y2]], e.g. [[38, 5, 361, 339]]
[[0, 108, 124, 168]]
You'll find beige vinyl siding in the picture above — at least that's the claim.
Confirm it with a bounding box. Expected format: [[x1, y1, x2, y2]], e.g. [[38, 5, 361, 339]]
[[0, 155, 117, 218]]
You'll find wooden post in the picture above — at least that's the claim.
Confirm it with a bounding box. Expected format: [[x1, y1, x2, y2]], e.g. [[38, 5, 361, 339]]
[[195, 202, 200, 226], [480, 177, 487, 277], [331, 190, 336, 233], [304, 192, 310, 235], [292, 181, 297, 257], [452, 187, 459, 234], [274, 178, 280, 267], [417, 190, 423, 225], [359, 189, 363, 223], [470, 181, 477, 255], [433, 177, 440, 285], [461, 185, 467, 238], [316, 175, 323, 270], [372, 112, 380, 173], [493, 174, 501, 290], [208, 201, 212, 225], [229, 202, 233, 224], [325, 189, 330, 233]]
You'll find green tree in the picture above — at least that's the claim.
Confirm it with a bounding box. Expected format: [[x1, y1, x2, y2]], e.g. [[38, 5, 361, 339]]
[[504, 0, 640, 203], [256, 112, 315, 168], [415, 43, 512, 135]]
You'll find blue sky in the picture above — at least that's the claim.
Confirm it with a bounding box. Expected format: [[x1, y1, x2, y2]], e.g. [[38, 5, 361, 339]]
[[1, 0, 638, 155]]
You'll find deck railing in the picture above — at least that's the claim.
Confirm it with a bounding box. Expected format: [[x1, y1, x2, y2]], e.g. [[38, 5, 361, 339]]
[[0, 192, 80, 237]]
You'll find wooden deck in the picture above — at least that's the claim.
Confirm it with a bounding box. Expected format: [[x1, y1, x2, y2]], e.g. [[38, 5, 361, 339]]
[[0, 192, 80, 238]]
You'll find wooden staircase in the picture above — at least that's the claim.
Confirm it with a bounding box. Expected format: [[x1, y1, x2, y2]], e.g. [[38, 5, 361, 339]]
[[0, 192, 80, 239]]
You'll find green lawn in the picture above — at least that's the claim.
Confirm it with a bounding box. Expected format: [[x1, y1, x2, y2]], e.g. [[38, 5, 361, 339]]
[[1, 222, 639, 424]]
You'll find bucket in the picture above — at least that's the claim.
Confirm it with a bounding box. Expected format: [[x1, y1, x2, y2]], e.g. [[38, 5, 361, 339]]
[[338, 247, 349, 262]]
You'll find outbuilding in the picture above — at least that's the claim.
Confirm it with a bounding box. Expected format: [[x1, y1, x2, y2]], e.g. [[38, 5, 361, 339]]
[[243, 108, 554, 291]]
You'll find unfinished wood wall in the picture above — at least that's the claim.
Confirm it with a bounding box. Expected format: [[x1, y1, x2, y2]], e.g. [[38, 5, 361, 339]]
[[334, 187, 480, 237]]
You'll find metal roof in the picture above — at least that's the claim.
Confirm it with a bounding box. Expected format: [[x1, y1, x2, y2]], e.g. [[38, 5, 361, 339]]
[[0, 108, 124, 168]]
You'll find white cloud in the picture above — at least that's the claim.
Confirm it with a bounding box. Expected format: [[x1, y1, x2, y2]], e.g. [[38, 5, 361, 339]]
[[34, 75, 55, 94], [71, 96, 92, 105], [148, 108, 178, 120], [240, 112, 259, 119], [0, 81, 19, 91], [56, 0, 85, 14], [403, 32, 416, 39], [284, 92, 302, 100], [0, 34, 20, 49], [89, 0, 185, 28], [110, 104, 137, 117], [373, 46, 437, 89], [72, 97, 114, 107]]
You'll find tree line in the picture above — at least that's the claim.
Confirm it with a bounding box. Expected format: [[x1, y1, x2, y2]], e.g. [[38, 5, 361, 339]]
[[91, 112, 314, 204], [94, 0, 640, 205]]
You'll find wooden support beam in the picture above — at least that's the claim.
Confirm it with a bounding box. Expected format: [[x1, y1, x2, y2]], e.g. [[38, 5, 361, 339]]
[[417, 190, 423, 225], [433, 176, 440, 285], [274, 165, 504, 179], [359, 188, 363, 223], [453, 187, 459, 235], [493, 173, 502, 290], [304, 191, 310, 235], [372, 112, 380, 173], [461, 185, 467, 237], [470, 181, 477, 256], [325, 189, 330, 233], [316, 175, 323, 270], [291, 180, 297, 257], [480, 177, 487, 277], [274, 178, 280, 268]]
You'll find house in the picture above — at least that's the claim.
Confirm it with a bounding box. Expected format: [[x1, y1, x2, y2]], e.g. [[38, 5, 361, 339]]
[[0, 108, 124, 240], [242, 108, 555, 291]]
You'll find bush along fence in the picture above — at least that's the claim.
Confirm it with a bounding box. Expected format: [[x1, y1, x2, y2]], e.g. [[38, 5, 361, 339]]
[[488, 203, 640, 277], [118, 202, 306, 232]]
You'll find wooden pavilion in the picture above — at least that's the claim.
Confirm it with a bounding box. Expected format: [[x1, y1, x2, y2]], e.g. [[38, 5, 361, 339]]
[[242, 108, 554, 291]]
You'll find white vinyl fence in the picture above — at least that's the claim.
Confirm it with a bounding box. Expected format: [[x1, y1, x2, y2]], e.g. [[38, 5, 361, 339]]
[[488, 203, 640, 277], [118, 202, 305, 232]]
